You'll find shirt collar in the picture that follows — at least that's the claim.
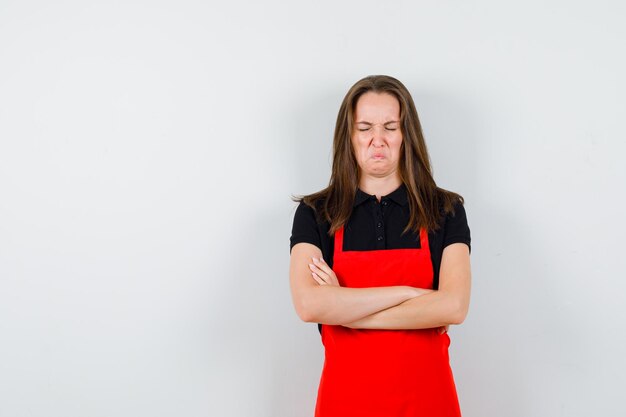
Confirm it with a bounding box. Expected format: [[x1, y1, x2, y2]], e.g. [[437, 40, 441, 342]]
[[354, 183, 408, 207]]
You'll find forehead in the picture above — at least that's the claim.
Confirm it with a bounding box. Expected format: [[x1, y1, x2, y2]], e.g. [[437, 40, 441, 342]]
[[354, 92, 400, 121]]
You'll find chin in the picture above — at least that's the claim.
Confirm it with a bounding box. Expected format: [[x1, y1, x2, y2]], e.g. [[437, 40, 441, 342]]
[[367, 167, 391, 176]]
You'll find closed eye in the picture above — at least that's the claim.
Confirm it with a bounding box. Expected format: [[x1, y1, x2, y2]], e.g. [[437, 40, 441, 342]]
[[355, 121, 399, 131], [356, 123, 372, 132]]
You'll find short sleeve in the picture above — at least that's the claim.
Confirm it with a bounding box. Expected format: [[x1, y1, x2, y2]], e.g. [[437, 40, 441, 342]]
[[290, 202, 322, 253], [442, 202, 471, 253]]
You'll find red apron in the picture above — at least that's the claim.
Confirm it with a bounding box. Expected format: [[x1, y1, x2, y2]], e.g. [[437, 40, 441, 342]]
[[315, 226, 461, 417]]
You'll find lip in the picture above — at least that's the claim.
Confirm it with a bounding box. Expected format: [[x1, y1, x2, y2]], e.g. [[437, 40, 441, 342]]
[[372, 154, 385, 159]]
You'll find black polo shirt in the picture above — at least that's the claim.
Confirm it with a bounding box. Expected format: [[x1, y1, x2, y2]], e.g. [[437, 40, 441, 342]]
[[290, 185, 471, 290]]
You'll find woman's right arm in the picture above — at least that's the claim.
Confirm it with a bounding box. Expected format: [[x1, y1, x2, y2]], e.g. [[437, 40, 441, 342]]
[[289, 242, 424, 325]]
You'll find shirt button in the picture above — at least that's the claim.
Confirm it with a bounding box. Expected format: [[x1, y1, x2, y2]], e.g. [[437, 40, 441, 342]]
[[377, 222, 382, 228], [382, 201, 388, 206], [377, 236, 383, 241]]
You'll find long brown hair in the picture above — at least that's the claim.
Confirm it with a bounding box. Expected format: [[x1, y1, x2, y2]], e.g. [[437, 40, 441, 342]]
[[296, 75, 463, 235]]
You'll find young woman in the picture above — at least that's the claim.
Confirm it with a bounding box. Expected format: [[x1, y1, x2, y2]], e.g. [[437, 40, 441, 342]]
[[289, 75, 471, 417]]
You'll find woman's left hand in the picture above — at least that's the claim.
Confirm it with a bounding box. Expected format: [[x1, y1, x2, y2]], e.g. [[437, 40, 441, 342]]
[[309, 257, 340, 287]]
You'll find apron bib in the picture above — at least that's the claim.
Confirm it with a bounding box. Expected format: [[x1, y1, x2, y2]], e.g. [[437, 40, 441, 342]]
[[315, 226, 461, 417]]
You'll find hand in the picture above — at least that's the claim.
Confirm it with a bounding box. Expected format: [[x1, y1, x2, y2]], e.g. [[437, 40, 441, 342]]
[[308, 257, 340, 287], [438, 325, 450, 334]]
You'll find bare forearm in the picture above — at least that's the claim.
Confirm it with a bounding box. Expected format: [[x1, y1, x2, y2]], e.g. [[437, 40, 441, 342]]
[[346, 289, 468, 330], [295, 285, 421, 325], [290, 243, 427, 325], [347, 244, 472, 330]]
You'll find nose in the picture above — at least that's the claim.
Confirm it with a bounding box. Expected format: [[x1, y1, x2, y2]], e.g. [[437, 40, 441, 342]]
[[371, 125, 386, 147]]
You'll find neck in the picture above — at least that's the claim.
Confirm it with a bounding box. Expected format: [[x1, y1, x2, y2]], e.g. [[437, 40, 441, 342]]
[[359, 172, 402, 201]]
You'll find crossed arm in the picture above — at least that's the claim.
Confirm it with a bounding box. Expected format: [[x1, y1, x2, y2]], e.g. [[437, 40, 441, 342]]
[[289, 242, 471, 330]]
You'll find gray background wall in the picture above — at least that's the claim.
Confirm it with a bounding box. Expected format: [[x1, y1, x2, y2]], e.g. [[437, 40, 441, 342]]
[[1, 1, 625, 416]]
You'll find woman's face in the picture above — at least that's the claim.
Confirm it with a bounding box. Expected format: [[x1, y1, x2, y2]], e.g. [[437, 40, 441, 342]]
[[351, 91, 403, 180]]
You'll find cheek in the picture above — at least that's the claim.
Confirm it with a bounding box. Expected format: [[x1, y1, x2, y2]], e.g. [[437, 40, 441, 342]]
[[352, 138, 368, 158], [391, 136, 403, 155]]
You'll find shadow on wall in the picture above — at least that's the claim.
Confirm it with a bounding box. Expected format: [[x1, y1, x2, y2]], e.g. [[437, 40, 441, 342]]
[[416, 90, 539, 416], [421, 90, 581, 415], [452, 205, 531, 417], [410, 89, 529, 416], [409, 89, 479, 193]]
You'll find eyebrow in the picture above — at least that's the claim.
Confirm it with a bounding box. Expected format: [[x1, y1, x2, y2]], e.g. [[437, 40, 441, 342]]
[[355, 120, 400, 125]]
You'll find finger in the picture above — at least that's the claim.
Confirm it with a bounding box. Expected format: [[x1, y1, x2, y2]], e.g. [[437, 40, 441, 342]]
[[311, 272, 326, 285], [309, 263, 329, 281], [312, 257, 333, 276]]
